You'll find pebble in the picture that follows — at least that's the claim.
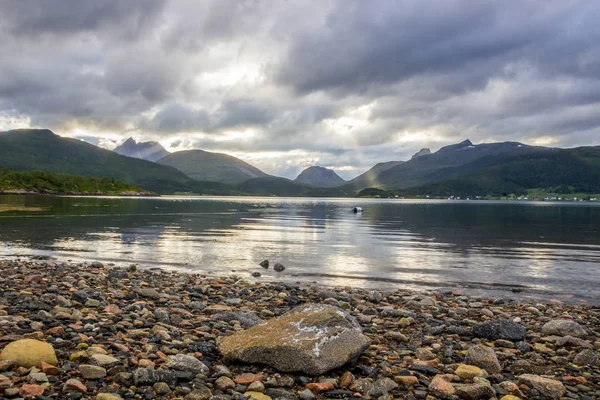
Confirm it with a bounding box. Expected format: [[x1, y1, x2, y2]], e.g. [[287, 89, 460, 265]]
[[0, 259, 598, 400]]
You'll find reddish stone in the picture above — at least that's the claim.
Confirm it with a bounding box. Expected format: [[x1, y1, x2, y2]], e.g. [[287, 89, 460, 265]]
[[104, 304, 122, 315], [169, 308, 193, 317], [563, 376, 587, 385], [64, 378, 87, 393], [340, 371, 355, 388], [112, 343, 129, 353], [24, 275, 43, 284], [20, 384, 45, 397], [47, 326, 65, 335], [41, 361, 60, 376], [138, 359, 155, 368], [234, 373, 265, 385], [306, 383, 334, 393]]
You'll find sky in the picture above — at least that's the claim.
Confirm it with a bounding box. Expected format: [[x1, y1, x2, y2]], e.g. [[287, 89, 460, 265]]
[[1, 1, 600, 180]]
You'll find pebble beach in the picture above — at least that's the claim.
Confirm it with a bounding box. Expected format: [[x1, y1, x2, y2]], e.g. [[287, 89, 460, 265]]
[[0, 259, 599, 400]]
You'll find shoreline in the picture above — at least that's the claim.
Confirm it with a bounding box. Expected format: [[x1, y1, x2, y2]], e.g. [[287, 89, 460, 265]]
[[1, 259, 599, 399], [0, 189, 157, 197]]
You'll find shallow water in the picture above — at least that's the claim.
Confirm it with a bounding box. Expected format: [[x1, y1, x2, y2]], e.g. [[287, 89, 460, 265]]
[[1, 195, 599, 302]]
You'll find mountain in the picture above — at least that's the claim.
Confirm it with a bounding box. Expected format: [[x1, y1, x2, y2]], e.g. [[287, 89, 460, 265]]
[[350, 139, 536, 190], [293, 166, 346, 188], [113, 137, 169, 162], [0, 129, 233, 194], [350, 139, 600, 197], [157, 149, 269, 185], [344, 161, 404, 190], [411, 148, 431, 159]]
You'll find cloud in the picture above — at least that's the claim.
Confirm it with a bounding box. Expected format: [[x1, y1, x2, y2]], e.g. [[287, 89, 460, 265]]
[[0, 0, 599, 179]]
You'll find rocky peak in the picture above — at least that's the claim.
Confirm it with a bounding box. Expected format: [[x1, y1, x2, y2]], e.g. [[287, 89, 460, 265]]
[[411, 148, 432, 160]]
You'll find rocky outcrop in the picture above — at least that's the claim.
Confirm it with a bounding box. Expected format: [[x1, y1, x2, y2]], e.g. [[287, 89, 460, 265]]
[[217, 304, 368, 375], [411, 148, 431, 159]]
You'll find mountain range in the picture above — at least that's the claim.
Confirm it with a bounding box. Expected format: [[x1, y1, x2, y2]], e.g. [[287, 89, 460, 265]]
[[1, 128, 599, 197]]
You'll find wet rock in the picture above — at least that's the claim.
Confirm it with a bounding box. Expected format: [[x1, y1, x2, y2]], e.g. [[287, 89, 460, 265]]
[[273, 263, 286, 272], [518, 374, 566, 399], [556, 335, 593, 348], [80, 364, 107, 379], [0, 339, 58, 368], [248, 381, 265, 392], [167, 354, 210, 374], [573, 349, 599, 366], [252, 272, 262, 277], [91, 353, 119, 366], [464, 344, 502, 374], [185, 386, 213, 400], [216, 376, 236, 391], [135, 287, 161, 299], [154, 308, 170, 324], [218, 304, 368, 375], [364, 377, 398, 397], [134, 368, 179, 386], [455, 364, 485, 380], [541, 319, 586, 337], [453, 378, 495, 400], [299, 388, 316, 400], [154, 382, 172, 395], [260, 260, 269, 269], [471, 319, 526, 341], [212, 312, 264, 329]]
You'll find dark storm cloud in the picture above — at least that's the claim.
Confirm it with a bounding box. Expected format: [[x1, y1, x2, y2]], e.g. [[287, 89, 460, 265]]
[[0, 0, 165, 38], [0, 0, 600, 178], [276, 1, 599, 95]]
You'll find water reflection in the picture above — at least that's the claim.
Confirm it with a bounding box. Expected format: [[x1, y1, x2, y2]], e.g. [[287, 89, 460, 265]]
[[1, 195, 599, 302]]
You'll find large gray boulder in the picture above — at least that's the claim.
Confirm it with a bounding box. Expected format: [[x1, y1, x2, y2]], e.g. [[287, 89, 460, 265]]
[[217, 304, 368, 375], [541, 319, 586, 337]]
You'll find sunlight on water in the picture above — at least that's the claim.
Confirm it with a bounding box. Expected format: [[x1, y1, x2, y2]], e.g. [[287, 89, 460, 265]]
[[1, 195, 599, 301]]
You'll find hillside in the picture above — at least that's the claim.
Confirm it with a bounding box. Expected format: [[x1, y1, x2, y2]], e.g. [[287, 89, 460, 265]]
[[294, 166, 346, 187], [113, 137, 169, 162], [0, 169, 146, 195], [345, 161, 404, 189], [0, 129, 232, 194], [357, 144, 600, 197], [158, 149, 269, 185], [342, 140, 537, 193], [238, 176, 344, 196]]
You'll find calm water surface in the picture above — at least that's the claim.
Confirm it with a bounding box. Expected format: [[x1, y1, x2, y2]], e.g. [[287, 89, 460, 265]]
[[1, 195, 599, 302]]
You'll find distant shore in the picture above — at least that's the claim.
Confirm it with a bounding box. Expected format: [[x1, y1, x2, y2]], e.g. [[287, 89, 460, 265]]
[[0, 189, 156, 197], [0, 258, 599, 399]]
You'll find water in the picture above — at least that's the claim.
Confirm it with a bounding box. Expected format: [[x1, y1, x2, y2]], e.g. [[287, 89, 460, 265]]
[[1, 195, 599, 302]]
